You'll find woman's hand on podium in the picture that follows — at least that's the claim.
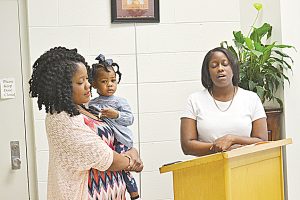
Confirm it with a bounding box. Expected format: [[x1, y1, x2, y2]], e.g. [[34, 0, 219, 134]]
[[227, 144, 244, 151], [211, 134, 235, 152]]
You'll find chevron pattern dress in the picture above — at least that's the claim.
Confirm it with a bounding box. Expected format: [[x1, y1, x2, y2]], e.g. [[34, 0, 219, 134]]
[[83, 115, 127, 200]]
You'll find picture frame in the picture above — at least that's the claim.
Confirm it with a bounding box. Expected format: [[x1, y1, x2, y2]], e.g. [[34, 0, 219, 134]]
[[111, 0, 159, 23]]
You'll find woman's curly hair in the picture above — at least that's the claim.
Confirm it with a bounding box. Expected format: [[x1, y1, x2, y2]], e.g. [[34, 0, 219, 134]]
[[29, 46, 90, 116]]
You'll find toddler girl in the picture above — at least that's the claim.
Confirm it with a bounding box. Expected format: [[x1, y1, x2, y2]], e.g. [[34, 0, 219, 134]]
[[89, 54, 141, 200]]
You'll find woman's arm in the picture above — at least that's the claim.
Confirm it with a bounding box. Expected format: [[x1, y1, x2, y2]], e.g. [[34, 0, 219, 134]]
[[108, 152, 132, 171], [251, 117, 268, 141], [180, 118, 214, 156], [108, 148, 143, 172], [124, 148, 143, 172], [212, 117, 268, 152], [50, 111, 141, 173]]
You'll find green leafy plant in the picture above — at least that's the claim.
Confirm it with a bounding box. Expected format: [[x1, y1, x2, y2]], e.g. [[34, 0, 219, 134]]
[[221, 3, 295, 107]]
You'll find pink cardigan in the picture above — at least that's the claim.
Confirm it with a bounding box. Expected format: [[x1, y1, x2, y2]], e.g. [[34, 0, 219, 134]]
[[45, 112, 113, 200]]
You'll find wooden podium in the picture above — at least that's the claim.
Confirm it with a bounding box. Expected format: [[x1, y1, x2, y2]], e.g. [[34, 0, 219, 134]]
[[160, 139, 292, 200]]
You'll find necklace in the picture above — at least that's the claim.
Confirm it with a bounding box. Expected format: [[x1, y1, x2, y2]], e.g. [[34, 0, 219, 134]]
[[211, 87, 236, 112]]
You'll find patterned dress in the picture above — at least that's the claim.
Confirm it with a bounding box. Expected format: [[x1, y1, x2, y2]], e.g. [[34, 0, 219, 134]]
[[83, 115, 127, 200]]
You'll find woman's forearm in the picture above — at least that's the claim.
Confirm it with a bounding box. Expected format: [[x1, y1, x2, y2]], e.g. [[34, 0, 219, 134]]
[[108, 148, 143, 172], [232, 135, 264, 145], [181, 118, 215, 156], [212, 134, 266, 152], [124, 148, 144, 172], [181, 139, 214, 156], [108, 151, 130, 171]]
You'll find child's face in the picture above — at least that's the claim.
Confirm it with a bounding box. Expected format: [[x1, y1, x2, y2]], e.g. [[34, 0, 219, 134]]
[[93, 68, 117, 96]]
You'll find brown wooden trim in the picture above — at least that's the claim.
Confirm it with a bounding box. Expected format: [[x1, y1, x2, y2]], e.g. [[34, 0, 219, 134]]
[[265, 108, 283, 141]]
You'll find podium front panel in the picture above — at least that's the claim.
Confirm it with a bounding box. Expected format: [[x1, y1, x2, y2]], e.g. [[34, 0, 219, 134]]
[[229, 147, 284, 200], [173, 159, 227, 200]]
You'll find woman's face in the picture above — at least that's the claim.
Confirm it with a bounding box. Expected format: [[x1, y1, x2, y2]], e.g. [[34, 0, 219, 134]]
[[72, 62, 91, 105], [208, 51, 233, 88]]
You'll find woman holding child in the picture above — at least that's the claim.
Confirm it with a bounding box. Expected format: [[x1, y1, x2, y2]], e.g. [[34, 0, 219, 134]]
[[29, 46, 143, 200]]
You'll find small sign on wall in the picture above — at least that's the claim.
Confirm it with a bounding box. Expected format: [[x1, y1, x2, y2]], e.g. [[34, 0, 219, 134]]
[[0, 78, 16, 99]]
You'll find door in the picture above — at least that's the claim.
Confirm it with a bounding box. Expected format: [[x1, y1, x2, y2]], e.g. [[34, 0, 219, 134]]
[[0, 0, 30, 199]]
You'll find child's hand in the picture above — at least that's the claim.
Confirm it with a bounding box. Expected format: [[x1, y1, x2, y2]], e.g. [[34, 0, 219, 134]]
[[100, 108, 119, 119]]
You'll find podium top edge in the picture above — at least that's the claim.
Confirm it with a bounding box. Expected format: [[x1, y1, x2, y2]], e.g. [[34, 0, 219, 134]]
[[159, 138, 292, 173], [223, 138, 292, 158], [160, 153, 224, 173]]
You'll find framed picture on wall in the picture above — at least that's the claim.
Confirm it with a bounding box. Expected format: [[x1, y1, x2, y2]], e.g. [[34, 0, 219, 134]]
[[111, 0, 159, 23]]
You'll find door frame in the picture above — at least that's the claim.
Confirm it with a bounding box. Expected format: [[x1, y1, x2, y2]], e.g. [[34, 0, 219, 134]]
[[18, 0, 38, 199]]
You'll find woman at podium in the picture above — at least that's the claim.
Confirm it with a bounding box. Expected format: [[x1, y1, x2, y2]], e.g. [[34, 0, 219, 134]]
[[180, 47, 268, 156]]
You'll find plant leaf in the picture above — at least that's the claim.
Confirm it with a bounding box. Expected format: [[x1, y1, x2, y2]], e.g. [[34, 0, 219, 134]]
[[251, 49, 263, 58], [274, 44, 295, 49], [245, 37, 254, 50], [254, 41, 264, 52], [274, 50, 294, 63], [220, 41, 228, 48], [249, 80, 257, 91], [250, 23, 272, 42], [274, 97, 283, 108], [272, 57, 293, 70], [261, 49, 271, 64], [228, 46, 238, 59], [233, 31, 245, 44], [256, 86, 265, 103]]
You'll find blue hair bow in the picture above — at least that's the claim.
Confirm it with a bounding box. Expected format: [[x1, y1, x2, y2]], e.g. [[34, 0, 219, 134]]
[[95, 54, 122, 83]]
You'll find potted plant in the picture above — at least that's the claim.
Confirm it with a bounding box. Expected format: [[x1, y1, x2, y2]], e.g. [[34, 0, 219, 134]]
[[220, 3, 295, 140]]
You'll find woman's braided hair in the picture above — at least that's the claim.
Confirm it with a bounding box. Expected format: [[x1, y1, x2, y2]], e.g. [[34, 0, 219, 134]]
[[29, 46, 90, 116]]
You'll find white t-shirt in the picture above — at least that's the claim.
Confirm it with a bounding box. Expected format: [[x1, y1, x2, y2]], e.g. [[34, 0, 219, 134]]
[[181, 87, 266, 143]]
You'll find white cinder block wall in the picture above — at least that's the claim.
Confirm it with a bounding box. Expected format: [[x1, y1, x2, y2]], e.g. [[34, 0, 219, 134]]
[[27, 0, 240, 199], [280, 0, 300, 199]]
